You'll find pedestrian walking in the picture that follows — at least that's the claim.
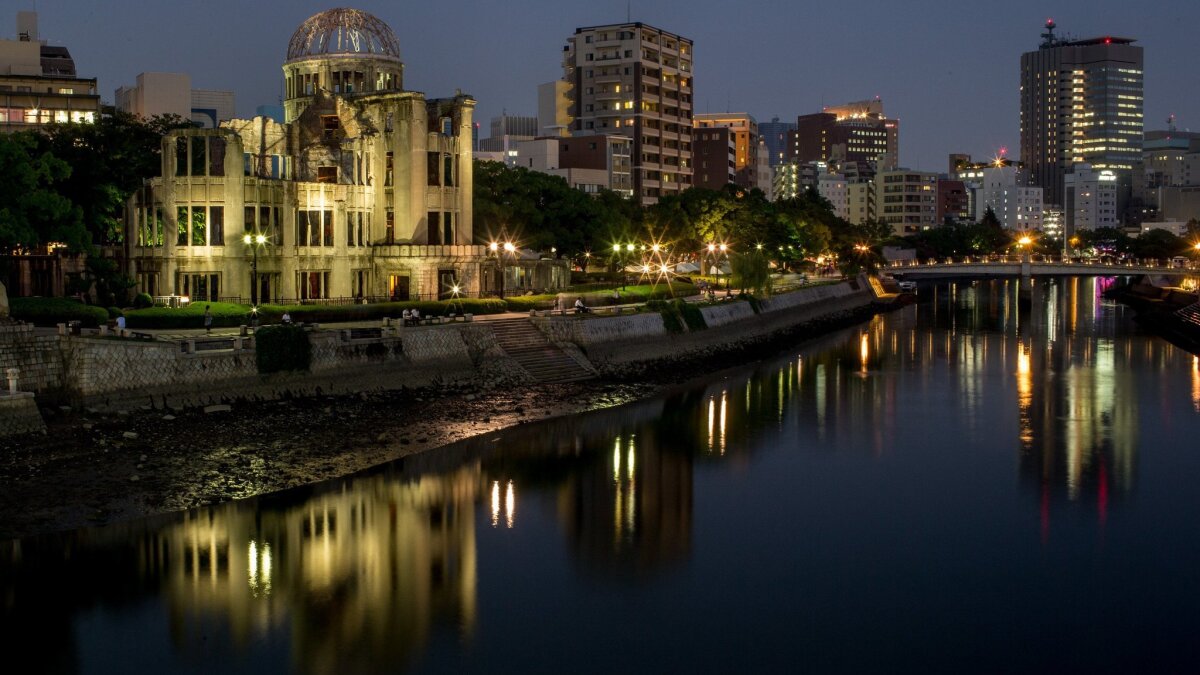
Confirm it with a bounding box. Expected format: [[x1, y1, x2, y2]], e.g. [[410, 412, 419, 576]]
[[203, 305, 213, 334]]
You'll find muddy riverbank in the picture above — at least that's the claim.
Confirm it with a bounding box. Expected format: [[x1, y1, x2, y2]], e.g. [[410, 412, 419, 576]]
[[0, 379, 665, 540]]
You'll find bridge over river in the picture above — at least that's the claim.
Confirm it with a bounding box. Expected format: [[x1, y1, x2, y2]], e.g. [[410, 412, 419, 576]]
[[884, 256, 1198, 279]]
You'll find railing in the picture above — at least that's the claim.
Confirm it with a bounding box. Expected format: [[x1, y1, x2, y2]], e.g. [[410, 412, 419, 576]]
[[885, 257, 1200, 271]]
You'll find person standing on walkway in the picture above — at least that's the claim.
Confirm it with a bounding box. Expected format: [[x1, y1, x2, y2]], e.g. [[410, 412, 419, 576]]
[[203, 305, 213, 334]]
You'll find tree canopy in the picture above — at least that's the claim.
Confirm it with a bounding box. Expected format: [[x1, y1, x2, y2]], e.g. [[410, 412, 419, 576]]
[[0, 132, 86, 257], [32, 111, 194, 245]]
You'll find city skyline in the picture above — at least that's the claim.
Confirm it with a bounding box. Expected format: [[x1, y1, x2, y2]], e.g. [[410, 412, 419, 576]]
[[6, 0, 1199, 174]]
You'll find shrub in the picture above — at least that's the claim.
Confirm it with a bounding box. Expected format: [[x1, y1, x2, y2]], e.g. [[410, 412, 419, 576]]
[[9, 298, 109, 327], [256, 298, 509, 324], [744, 294, 762, 314], [255, 324, 311, 374], [659, 305, 684, 333], [133, 292, 154, 309], [124, 302, 249, 329], [677, 299, 707, 331], [503, 295, 558, 312], [106, 306, 124, 319]]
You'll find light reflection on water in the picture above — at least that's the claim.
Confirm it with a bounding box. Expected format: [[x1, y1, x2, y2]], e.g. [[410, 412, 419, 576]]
[[3, 278, 1200, 674]]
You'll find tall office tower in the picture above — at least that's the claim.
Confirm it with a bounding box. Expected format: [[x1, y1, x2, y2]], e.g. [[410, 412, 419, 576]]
[[562, 22, 694, 204], [759, 116, 796, 167], [694, 112, 759, 189], [1019, 20, 1143, 208]]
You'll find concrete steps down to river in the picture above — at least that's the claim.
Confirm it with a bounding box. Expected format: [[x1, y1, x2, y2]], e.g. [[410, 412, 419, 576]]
[[490, 317, 595, 383]]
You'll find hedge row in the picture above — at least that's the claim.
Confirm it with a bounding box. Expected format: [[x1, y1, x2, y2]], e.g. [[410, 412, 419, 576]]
[[123, 298, 510, 329], [8, 298, 110, 328]]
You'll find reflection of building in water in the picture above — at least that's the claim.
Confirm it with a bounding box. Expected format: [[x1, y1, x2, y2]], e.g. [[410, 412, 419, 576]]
[[558, 432, 693, 576], [146, 465, 480, 674]]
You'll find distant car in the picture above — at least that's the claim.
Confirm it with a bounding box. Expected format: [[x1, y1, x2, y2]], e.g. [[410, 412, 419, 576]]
[[1172, 256, 1189, 269], [898, 281, 917, 293]]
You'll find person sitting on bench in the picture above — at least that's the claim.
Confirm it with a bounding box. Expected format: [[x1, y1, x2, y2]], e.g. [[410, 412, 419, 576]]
[[574, 298, 591, 314]]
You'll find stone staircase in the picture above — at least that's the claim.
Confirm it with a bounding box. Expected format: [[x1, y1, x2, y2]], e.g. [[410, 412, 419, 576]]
[[489, 317, 595, 383], [1176, 301, 1200, 328]]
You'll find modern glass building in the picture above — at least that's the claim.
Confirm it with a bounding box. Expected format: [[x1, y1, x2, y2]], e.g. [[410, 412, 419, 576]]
[[1019, 20, 1143, 208]]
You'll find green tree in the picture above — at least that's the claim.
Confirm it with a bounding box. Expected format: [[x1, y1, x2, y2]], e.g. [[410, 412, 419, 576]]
[[730, 249, 770, 295], [473, 160, 636, 257], [0, 132, 86, 258], [1131, 228, 1186, 260], [37, 111, 194, 245]]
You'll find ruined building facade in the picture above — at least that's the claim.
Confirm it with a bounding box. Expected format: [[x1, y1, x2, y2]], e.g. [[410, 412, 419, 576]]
[[124, 9, 483, 303]]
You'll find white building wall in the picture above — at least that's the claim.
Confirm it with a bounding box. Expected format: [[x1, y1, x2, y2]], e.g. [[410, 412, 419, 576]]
[[818, 174, 849, 220], [1064, 163, 1119, 233]]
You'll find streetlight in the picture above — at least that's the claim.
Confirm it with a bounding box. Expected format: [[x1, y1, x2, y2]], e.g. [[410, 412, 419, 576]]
[[243, 232, 267, 306], [490, 241, 516, 299]]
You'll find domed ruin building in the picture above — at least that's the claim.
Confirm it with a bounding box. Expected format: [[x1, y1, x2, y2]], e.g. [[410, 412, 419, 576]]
[[125, 8, 490, 303]]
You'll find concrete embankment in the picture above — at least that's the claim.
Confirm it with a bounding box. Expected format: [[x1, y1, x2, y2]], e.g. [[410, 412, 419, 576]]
[[535, 280, 876, 377], [0, 278, 884, 429]]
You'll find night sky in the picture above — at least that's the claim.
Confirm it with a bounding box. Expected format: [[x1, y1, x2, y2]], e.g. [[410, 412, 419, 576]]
[[8, 0, 1200, 171]]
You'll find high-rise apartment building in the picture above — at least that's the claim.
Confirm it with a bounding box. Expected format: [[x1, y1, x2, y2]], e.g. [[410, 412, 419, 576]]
[[694, 112, 759, 190], [1019, 20, 1143, 208], [562, 22, 694, 204]]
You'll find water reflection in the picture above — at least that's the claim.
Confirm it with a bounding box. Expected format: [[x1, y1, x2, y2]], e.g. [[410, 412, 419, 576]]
[[1, 277, 1197, 673]]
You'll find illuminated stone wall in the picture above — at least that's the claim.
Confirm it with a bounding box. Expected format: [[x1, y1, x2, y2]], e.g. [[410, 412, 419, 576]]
[[0, 323, 63, 392]]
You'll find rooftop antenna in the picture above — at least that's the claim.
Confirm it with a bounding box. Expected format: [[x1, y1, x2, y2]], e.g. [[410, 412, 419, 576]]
[[627, 0, 631, 22], [1168, 114, 1177, 134], [1040, 19, 1059, 48]]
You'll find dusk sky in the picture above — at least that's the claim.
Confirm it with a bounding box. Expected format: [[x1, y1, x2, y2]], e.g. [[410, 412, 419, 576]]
[[9, 0, 1200, 171]]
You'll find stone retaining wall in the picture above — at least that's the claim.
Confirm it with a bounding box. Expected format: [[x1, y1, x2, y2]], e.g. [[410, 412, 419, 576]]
[[537, 281, 876, 374], [0, 321, 523, 413], [537, 312, 666, 346], [0, 393, 45, 436], [699, 302, 756, 327], [0, 323, 64, 392]]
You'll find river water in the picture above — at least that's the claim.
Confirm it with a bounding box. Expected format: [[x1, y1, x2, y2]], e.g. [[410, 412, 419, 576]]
[[4, 278, 1200, 674]]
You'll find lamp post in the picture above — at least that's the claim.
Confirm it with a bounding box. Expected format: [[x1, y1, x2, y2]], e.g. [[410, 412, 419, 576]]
[[489, 241, 516, 299], [243, 232, 266, 306]]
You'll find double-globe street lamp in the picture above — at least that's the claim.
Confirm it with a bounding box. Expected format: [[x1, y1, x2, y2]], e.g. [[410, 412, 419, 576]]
[[706, 242, 729, 290], [489, 241, 517, 299], [244, 232, 267, 306]]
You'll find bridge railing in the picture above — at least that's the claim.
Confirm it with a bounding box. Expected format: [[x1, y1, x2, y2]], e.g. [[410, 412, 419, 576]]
[[885, 257, 1199, 271]]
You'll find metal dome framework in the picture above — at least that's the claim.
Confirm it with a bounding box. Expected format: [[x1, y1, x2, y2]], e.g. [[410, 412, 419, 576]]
[[286, 8, 401, 62]]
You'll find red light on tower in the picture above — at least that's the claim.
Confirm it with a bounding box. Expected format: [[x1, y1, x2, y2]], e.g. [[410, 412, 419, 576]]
[[1104, 37, 1112, 44]]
